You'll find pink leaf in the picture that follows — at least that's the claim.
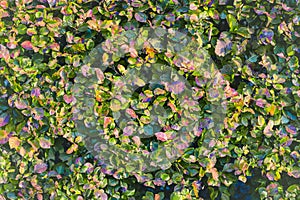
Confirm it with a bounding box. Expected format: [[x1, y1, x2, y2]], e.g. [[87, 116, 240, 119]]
[[123, 126, 134, 136], [215, 40, 227, 57], [211, 167, 219, 181], [126, 108, 138, 119], [94, 68, 105, 83], [166, 81, 185, 94], [49, 43, 60, 51], [31, 88, 41, 97], [155, 132, 168, 142], [31, 108, 44, 120], [0, 44, 10, 61], [132, 136, 141, 146], [63, 94, 74, 104], [15, 99, 28, 109], [286, 125, 297, 135], [134, 12, 147, 23], [256, 98, 266, 108], [34, 163, 48, 174], [0, 0, 8, 9], [21, 41, 33, 50]]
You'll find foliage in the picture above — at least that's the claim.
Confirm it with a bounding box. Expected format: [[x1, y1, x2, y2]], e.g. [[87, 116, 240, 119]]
[[0, 0, 299, 199]]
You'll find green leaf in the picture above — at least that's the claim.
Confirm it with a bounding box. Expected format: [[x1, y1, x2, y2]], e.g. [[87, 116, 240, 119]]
[[248, 55, 258, 63], [170, 193, 181, 200], [287, 184, 299, 193], [209, 187, 219, 200], [160, 173, 170, 181], [288, 56, 298, 71], [86, 39, 95, 50], [287, 45, 295, 56], [258, 115, 265, 126], [226, 14, 238, 32], [235, 27, 251, 38], [17, 24, 27, 35]]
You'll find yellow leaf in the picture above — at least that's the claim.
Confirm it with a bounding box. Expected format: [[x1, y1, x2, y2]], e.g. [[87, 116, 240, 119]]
[[134, 77, 146, 87], [274, 170, 281, 181], [9, 137, 21, 149], [18, 147, 26, 157], [238, 175, 247, 183], [0, 130, 8, 140]]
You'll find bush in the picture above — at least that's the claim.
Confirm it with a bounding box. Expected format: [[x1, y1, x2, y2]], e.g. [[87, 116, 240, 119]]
[[0, 0, 299, 199]]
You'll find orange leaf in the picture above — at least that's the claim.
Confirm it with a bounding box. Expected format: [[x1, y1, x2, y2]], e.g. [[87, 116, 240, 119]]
[[267, 104, 276, 116], [154, 194, 160, 200], [192, 182, 199, 198]]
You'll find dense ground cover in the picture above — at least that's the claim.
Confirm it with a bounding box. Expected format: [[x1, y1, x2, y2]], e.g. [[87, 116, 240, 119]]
[[0, 0, 299, 199]]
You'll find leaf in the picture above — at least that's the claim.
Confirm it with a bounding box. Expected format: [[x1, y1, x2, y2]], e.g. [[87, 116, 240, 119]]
[[288, 166, 300, 178], [226, 14, 238, 31], [21, 41, 33, 50], [63, 94, 74, 104], [248, 55, 258, 63], [154, 194, 160, 200], [39, 138, 51, 149], [94, 68, 105, 83], [263, 120, 274, 137], [166, 81, 185, 94], [287, 184, 300, 193], [266, 104, 276, 116], [288, 56, 298, 71], [9, 137, 21, 149], [215, 40, 227, 57], [210, 167, 219, 181], [209, 187, 219, 200], [155, 132, 168, 142], [123, 126, 134, 136], [134, 12, 147, 23], [215, 39, 232, 57], [0, 113, 10, 127], [143, 125, 154, 136], [238, 175, 247, 183], [192, 181, 199, 198], [31, 108, 44, 120], [126, 108, 138, 118], [134, 77, 146, 87], [103, 117, 113, 129], [285, 125, 297, 135], [235, 27, 251, 38], [34, 163, 48, 174], [0, 44, 10, 62], [258, 115, 265, 126], [15, 99, 28, 109], [0, 130, 9, 144], [170, 193, 181, 200], [110, 99, 121, 112], [160, 173, 170, 181]]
